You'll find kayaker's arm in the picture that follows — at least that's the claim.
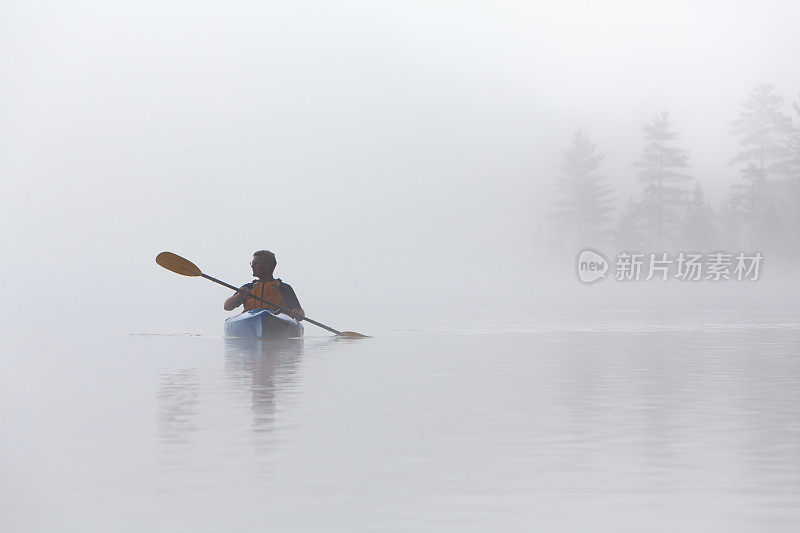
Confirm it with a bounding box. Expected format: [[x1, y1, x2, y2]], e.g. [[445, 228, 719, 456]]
[[224, 284, 252, 311], [280, 283, 304, 321]]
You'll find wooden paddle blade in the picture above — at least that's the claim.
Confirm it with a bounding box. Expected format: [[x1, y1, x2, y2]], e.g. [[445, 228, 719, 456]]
[[156, 252, 203, 277], [338, 331, 370, 338]]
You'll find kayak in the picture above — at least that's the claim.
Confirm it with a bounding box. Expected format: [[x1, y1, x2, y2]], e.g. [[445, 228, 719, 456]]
[[224, 309, 304, 339]]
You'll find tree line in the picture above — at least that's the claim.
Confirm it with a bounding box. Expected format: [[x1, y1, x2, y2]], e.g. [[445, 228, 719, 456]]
[[550, 84, 800, 260]]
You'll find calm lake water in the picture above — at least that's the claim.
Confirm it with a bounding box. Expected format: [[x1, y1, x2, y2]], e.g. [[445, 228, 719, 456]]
[[2, 310, 799, 531]]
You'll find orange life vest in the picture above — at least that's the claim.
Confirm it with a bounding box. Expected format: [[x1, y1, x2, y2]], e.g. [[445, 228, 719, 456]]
[[244, 280, 288, 311]]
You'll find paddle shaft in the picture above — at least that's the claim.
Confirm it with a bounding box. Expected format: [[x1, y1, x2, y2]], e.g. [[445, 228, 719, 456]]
[[202, 274, 343, 335]]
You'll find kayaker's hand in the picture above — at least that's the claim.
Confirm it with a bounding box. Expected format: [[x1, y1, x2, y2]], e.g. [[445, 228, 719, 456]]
[[224, 284, 253, 311], [236, 284, 253, 302], [290, 308, 305, 321]]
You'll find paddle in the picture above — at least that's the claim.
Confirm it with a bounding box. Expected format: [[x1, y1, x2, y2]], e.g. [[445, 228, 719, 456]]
[[155, 252, 368, 338]]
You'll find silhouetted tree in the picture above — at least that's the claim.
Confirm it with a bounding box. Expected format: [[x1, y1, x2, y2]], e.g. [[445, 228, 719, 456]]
[[729, 84, 792, 247], [790, 98, 800, 254], [550, 130, 615, 248], [782, 96, 800, 177], [634, 112, 692, 247], [615, 196, 647, 250], [719, 183, 748, 249], [772, 94, 800, 257], [678, 181, 715, 250]]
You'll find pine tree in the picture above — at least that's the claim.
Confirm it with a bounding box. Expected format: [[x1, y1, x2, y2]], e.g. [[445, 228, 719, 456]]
[[550, 130, 615, 248], [678, 181, 715, 250], [729, 84, 792, 247], [790, 99, 800, 254], [775, 94, 800, 257], [633, 112, 692, 247], [719, 183, 748, 249], [615, 196, 646, 250], [783, 96, 800, 177]]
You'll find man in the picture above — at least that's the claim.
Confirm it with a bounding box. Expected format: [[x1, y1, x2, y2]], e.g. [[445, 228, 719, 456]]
[[224, 250, 305, 321]]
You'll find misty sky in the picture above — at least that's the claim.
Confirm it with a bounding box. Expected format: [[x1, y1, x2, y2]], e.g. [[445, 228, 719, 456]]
[[2, 1, 799, 315]]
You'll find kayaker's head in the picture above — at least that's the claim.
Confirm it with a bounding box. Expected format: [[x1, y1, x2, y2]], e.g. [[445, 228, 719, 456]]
[[251, 250, 277, 280]]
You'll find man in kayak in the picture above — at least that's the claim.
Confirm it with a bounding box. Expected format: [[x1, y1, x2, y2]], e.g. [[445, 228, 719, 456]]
[[224, 250, 305, 321]]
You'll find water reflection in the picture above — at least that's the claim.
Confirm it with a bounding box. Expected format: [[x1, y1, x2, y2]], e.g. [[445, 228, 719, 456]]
[[156, 337, 305, 452], [157, 368, 200, 444], [146, 316, 800, 530], [534, 328, 800, 518], [224, 337, 304, 450]]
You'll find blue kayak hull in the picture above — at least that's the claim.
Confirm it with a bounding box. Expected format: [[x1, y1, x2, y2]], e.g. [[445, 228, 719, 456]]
[[224, 309, 304, 339]]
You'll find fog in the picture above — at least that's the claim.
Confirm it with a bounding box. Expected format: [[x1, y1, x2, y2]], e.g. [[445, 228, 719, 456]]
[[4, 5, 800, 530], [2, 1, 799, 323]]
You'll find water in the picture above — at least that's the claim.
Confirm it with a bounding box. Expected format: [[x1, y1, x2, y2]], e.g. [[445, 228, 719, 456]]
[[2, 310, 799, 531]]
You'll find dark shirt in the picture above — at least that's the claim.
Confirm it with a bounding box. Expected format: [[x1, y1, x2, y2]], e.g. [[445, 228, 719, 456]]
[[275, 281, 302, 311]]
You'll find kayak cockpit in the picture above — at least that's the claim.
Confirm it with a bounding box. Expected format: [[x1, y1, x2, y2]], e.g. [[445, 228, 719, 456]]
[[224, 309, 304, 339]]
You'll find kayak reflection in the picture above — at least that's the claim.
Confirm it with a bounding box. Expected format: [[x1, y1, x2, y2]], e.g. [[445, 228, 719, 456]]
[[224, 336, 304, 450]]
